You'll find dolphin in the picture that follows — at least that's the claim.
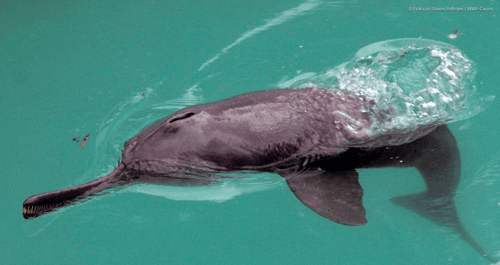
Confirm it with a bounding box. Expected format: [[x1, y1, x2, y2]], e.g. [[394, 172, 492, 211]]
[[22, 87, 497, 263]]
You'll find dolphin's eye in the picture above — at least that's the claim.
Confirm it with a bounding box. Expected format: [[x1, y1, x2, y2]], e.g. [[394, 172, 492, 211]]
[[169, 112, 196, 123]]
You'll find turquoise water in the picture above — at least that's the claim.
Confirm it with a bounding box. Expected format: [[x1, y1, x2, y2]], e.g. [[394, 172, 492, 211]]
[[1, 0, 500, 264]]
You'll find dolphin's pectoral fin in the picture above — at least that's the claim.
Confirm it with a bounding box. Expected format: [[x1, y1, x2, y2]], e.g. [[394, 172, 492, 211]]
[[280, 168, 366, 226]]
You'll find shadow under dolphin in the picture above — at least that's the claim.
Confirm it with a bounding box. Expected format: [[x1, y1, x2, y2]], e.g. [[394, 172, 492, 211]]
[[22, 87, 497, 263]]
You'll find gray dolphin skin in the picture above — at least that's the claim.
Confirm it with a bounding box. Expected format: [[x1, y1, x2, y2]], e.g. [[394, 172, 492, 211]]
[[22, 87, 497, 263]]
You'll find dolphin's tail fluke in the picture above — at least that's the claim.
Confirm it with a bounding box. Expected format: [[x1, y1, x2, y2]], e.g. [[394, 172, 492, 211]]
[[391, 192, 498, 264], [22, 164, 126, 220]]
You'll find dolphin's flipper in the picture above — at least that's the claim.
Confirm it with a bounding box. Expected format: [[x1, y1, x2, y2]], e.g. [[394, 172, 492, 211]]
[[281, 168, 366, 226]]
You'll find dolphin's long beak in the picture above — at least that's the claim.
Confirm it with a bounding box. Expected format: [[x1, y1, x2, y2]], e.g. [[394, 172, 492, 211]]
[[22, 164, 126, 219]]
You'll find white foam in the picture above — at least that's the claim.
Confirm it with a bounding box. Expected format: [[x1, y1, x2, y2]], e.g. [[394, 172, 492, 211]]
[[290, 38, 495, 147]]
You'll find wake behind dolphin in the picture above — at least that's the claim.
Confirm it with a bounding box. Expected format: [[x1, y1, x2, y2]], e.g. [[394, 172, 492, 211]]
[[22, 39, 497, 263]]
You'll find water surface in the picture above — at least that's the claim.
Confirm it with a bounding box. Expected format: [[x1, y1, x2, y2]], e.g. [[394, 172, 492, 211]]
[[1, 1, 499, 264]]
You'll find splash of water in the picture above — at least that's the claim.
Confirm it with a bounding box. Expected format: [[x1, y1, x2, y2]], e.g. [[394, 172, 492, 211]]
[[288, 38, 495, 147]]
